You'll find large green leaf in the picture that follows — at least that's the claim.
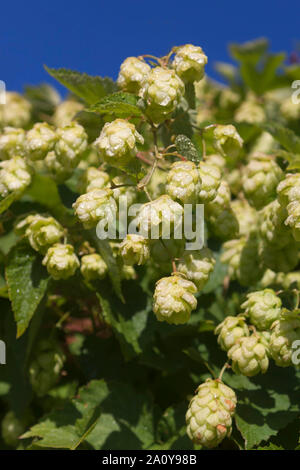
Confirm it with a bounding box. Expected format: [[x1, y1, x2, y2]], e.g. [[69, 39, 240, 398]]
[[44, 66, 117, 105], [175, 134, 201, 163], [23, 380, 155, 450], [86, 92, 143, 117], [5, 241, 50, 337], [262, 122, 300, 154]]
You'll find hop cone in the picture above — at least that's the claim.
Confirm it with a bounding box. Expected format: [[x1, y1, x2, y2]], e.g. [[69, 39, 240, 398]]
[[177, 247, 215, 291], [269, 310, 300, 367], [166, 160, 201, 204], [16, 214, 64, 254], [241, 289, 282, 331], [242, 153, 283, 209], [260, 240, 299, 273], [213, 124, 243, 160], [0, 92, 31, 128], [186, 378, 237, 449], [117, 57, 151, 93], [53, 100, 84, 127], [198, 161, 221, 203], [80, 253, 107, 281], [73, 188, 117, 229], [153, 274, 197, 324], [55, 122, 88, 169], [139, 67, 184, 123], [228, 334, 269, 376], [42, 243, 80, 280], [119, 234, 150, 266], [231, 199, 258, 237], [277, 173, 300, 207], [172, 44, 208, 82], [26, 122, 57, 161], [215, 315, 249, 351], [84, 166, 110, 192], [0, 127, 26, 160], [259, 200, 293, 248], [0, 156, 32, 197]]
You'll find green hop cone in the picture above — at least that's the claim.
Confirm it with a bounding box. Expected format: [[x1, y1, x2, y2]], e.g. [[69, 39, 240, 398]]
[[139, 67, 184, 123], [29, 339, 65, 396], [234, 96, 265, 124], [25, 122, 57, 161], [215, 315, 250, 351], [269, 310, 300, 367], [186, 378, 237, 449], [197, 161, 221, 203], [166, 160, 202, 204], [44, 150, 73, 183], [119, 234, 150, 266], [16, 214, 64, 254], [259, 199, 294, 248], [53, 100, 84, 127], [73, 188, 117, 229], [242, 153, 283, 209], [94, 118, 143, 170], [285, 200, 300, 242], [84, 166, 110, 192], [277, 173, 300, 207], [0, 92, 31, 128], [213, 124, 243, 161], [260, 240, 299, 273], [206, 181, 239, 240], [42, 243, 80, 280], [1, 411, 32, 447], [0, 156, 32, 197], [256, 330, 272, 356], [0, 127, 26, 160], [134, 194, 183, 238], [153, 273, 197, 324], [221, 234, 264, 286], [241, 289, 282, 331], [228, 334, 269, 376], [172, 44, 208, 82], [117, 57, 151, 94], [80, 253, 107, 281], [231, 199, 258, 237], [55, 122, 88, 169], [177, 247, 215, 291]]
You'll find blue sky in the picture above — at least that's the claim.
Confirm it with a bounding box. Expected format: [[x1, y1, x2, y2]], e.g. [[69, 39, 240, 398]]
[[1, 0, 299, 96]]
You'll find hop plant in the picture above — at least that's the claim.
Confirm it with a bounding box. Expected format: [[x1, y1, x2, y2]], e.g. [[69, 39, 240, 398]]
[[269, 310, 300, 367], [166, 160, 201, 204], [84, 166, 110, 192], [139, 67, 184, 123], [277, 172, 300, 207], [284, 200, 300, 242], [215, 315, 250, 351], [231, 199, 258, 237], [234, 97, 265, 124], [172, 44, 208, 82], [44, 150, 73, 182], [25, 122, 57, 160], [80, 253, 107, 281], [110, 174, 137, 206], [0, 92, 31, 128], [55, 122, 88, 169], [52, 100, 84, 127], [213, 124, 243, 160], [241, 289, 282, 331], [134, 194, 183, 238], [94, 119, 143, 169], [42, 243, 80, 280], [117, 57, 151, 93], [242, 153, 283, 209], [221, 234, 264, 286], [259, 199, 294, 248], [0, 156, 32, 197], [16, 214, 64, 254], [228, 334, 269, 376], [119, 234, 150, 265], [186, 378, 237, 449], [0, 127, 26, 160], [73, 188, 117, 229], [206, 181, 239, 240], [29, 339, 65, 396], [153, 274, 197, 324], [177, 248, 215, 291], [197, 161, 221, 203]]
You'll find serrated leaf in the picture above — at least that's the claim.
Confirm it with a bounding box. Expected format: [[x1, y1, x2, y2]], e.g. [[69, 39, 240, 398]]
[[86, 92, 143, 117], [5, 241, 50, 337], [23, 380, 154, 450], [44, 66, 117, 105], [175, 134, 201, 163], [262, 122, 300, 154]]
